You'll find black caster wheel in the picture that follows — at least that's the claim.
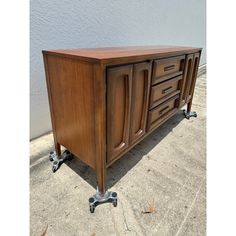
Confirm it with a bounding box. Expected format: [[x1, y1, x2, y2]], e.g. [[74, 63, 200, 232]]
[[52, 161, 59, 173], [63, 150, 73, 161], [52, 166, 57, 173], [89, 197, 94, 203], [90, 205, 95, 213], [49, 151, 54, 161], [66, 154, 73, 161], [112, 199, 117, 207], [89, 197, 95, 213], [63, 150, 70, 155]]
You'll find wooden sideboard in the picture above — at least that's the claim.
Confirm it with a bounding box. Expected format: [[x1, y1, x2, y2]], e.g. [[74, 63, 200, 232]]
[[43, 46, 201, 212]]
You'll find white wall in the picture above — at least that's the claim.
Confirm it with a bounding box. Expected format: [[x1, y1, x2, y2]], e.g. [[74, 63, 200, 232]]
[[30, 0, 206, 139]]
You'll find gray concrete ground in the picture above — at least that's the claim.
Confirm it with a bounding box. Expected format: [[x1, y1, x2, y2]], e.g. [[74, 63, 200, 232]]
[[30, 74, 206, 236]]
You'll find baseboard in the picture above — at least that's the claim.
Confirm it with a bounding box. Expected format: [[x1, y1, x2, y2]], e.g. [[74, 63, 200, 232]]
[[198, 64, 207, 77]]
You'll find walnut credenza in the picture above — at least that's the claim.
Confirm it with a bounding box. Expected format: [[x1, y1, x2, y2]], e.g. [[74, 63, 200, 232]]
[[43, 46, 201, 212]]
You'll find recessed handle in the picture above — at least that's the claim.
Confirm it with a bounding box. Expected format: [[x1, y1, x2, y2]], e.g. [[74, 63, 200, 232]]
[[164, 65, 175, 71], [159, 105, 169, 115], [162, 86, 173, 94]]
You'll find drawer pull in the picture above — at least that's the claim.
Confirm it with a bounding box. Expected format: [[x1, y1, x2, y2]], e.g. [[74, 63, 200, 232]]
[[159, 105, 169, 115], [164, 65, 175, 71], [162, 86, 173, 94]]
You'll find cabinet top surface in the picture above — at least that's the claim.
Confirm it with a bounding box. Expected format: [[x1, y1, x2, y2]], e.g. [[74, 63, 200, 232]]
[[43, 45, 201, 63]]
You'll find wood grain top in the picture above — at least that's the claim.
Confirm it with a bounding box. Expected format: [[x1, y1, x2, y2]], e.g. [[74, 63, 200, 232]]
[[43, 45, 201, 64]]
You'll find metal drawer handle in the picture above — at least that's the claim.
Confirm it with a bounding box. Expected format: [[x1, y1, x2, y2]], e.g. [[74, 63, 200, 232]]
[[159, 105, 169, 115], [162, 86, 173, 94], [164, 65, 175, 71]]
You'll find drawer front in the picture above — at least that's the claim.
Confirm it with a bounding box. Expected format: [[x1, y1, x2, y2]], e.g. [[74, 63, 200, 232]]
[[149, 75, 182, 109], [152, 55, 185, 85], [147, 95, 179, 131]]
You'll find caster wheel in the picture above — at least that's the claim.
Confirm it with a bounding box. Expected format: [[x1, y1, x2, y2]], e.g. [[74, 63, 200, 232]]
[[112, 199, 117, 207], [49, 152, 54, 161], [90, 205, 95, 213], [89, 197, 95, 203], [63, 150, 70, 155], [52, 166, 57, 173], [63, 150, 73, 161], [66, 154, 73, 161], [194, 113, 197, 118]]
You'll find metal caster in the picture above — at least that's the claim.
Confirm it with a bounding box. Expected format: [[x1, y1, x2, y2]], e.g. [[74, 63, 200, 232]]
[[52, 162, 59, 173], [88, 188, 118, 213], [112, 198, 117, 207], [183, 110, 197, 119], [89, 204, 95, 213], [49, 150, 73, 173], [65, 151, 73, 161]]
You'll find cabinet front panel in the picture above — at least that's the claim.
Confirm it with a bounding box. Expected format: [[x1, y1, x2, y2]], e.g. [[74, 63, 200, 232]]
[[107, 65, 133, 162], [129, 62, 151, 144]]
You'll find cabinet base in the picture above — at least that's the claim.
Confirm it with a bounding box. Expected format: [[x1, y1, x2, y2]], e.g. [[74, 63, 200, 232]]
[[89, 188, 117, 213], [49, 150, 73, 172], [183, 110, 197, 119]]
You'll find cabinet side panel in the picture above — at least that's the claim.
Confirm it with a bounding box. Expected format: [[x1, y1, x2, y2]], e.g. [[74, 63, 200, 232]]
[[45, 55, 96, 168]]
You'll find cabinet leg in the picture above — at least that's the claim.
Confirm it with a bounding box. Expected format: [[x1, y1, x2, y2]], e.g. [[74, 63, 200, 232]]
[[183, 101, 197, 119], [187, 101, 192, 113], [88, 169, 117, 213], [55, 142, 61, 157], [97, 167, 106, 194]]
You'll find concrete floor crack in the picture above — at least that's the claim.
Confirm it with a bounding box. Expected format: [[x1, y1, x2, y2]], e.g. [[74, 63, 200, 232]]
[[120, 200, 132, 232]]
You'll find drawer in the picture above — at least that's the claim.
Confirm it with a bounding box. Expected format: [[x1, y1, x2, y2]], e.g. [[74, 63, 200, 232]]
[[149, 75, 182, 109], [147, 95, 179, 131], [152, 55, 185, 85]]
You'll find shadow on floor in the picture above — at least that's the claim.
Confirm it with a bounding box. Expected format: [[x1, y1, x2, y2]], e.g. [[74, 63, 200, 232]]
[[65, 110, 185, 190]]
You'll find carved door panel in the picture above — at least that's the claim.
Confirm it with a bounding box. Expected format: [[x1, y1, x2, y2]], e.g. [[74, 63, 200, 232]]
[[180, 54, 194, 106], [107, 65, 133, 162], [188, 53, 200, 101], [129, 62, 151, 144]]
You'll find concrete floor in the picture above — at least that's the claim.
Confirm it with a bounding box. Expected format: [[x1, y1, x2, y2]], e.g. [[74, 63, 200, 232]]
[[30, 74, 206, 236]]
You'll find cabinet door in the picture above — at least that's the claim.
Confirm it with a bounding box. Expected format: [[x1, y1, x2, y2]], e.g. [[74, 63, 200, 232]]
[[179, 54, 194, 106], [107, 65, 133, 162], [129, 62, 151, 144], [180, 52, 201, 106], [188, 53, 200, 101]]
